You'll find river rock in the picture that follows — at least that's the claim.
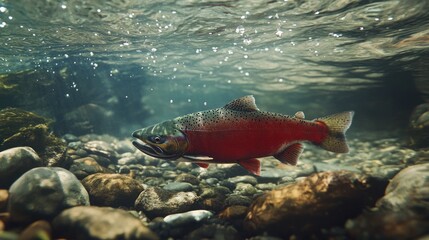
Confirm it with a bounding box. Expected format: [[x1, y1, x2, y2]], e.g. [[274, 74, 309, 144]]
[[225, 194, 252, 207], [219, 180, 236, 191], [0, 147, 42, 188], [157, 210, 214, 238], [53, 206, 159, 240], [228, 175, 258, 185], [69, 157, 111, 179], [255, 183, 277, 191], [217, 164, 252, 178], [219, 205, 248, 220], [19, 220, 52, 240], [63, 133, 79, 142], [407, 149, 429, 165], [142, 176, 166, 186], [8, 167, 89, 223], [199, 186, 231, 199], [346, 164, 429, 240], [408, 103, 429, 148], [243, 171, 386, 237], [234, 183, 258, 196], [175, 173, 200, 185], [258, 168, 298, 183], [82, 173, 144, 208], [119, 165, 131, 174], [162, 170, 179, 180], [163, 182, 194, 192], [199, 168, 226, 179], [204, 178, 219, 185], [135, 187, 199, 218], [376, 163, 429, 210], [199, 195, 226, 212], [144, 156, 161, 166], [0, 220, 4, 232], [113, 140, 135, 154], [219, 205, 249, 229], [118, 155, 145, 165], [0, 190, 8, 212], [163, 210, 213, 227], [83, 140, 118, 162], [141, 166, 162, 178], [346, 210, 428, 240], [198, 186, 231, 211], [176, 162, 193, 172], [184, 224, 241, 240]]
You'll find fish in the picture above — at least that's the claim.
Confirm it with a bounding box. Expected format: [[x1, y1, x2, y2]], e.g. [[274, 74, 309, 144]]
[[132, 95, 354, 175]]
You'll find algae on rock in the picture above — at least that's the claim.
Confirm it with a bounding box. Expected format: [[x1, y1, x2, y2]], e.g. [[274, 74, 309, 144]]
[[0, 108, 66, 166]]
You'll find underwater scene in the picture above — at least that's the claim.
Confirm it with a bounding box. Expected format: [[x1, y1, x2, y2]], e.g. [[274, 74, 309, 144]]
[[1, 0, 429, 239]]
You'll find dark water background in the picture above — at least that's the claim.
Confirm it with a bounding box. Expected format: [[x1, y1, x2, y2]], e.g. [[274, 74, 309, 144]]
[[1, 0, 428, 138]]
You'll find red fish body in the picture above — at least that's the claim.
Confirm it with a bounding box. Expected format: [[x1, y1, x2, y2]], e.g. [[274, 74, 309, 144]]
[[184, 114, 327, 161], [132, 96, 354, 175]]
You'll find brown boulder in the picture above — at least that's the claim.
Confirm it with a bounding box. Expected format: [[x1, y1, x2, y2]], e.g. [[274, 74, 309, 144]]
[[243, 171, 385, 237], [219, 205, 248, 220], [69, 157, 112, 180], [19, 220, 52, 240], [0, 190, 8, 212], [82, 173, 144, 208]]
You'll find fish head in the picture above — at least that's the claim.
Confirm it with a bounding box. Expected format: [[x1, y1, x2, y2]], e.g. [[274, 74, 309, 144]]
[[132, 121, 188, 160]]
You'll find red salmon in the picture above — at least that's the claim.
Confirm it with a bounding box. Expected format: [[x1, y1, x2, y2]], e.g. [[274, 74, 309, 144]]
[[132, 95, 354, 175]]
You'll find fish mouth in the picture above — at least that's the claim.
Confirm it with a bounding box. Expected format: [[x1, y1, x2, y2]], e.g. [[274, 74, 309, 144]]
[[132, 138, 181, 160]]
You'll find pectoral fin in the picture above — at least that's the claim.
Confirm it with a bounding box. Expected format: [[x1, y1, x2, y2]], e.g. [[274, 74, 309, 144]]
[[182, 155, 212, 169], [238, 158, 261, 176], [183, 155, 214, 161], [274, 143, 303, 166], [196, 163, 209, 168]]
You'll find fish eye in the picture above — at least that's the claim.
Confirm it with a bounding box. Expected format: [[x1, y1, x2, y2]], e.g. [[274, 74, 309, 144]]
[[149, 135, 165, 144]]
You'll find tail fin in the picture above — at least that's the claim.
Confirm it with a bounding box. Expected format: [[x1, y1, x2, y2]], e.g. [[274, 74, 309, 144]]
[[316, 111, 354, 153]]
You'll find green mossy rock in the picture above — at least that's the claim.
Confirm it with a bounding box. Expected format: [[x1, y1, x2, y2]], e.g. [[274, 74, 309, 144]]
[[0, 108, 66, 166]]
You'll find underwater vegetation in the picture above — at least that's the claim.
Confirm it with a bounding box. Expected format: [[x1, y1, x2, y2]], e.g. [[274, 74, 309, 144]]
[[0, 108, 66, 168]]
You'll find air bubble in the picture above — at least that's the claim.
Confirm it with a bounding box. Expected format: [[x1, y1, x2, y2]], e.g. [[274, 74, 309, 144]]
[[236, 25, 245, 35]]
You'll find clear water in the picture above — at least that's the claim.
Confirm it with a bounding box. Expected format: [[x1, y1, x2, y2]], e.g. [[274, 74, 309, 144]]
[[1, 1, 429, 239], [1, 0, 428, 136]]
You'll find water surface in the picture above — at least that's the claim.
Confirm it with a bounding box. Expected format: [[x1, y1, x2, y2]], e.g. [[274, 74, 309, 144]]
[[0, 0, 428, 135]]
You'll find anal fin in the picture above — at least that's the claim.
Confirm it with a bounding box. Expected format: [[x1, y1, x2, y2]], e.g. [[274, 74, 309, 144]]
[[238, 158, 261, 176], [274, 143, 303, 166]]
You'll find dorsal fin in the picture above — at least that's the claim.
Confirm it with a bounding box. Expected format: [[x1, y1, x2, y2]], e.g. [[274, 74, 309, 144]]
[[223, 95, 259, 112]]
